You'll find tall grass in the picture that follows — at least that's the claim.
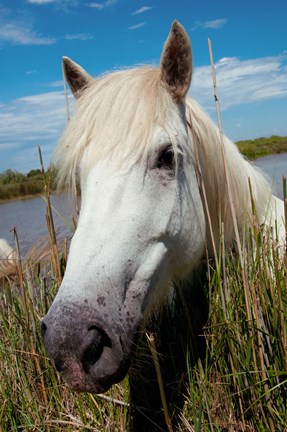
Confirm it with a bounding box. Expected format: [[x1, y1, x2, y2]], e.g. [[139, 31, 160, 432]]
[[0, 270, 129, 431], [0, 161, 129, 432], [1, 177, 287, 431], [182, 226, 287, 431]]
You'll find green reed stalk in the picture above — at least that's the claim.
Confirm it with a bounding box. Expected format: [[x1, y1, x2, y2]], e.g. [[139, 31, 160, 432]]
[[147, 333, 174, 432], [38, 145, 62, 285]]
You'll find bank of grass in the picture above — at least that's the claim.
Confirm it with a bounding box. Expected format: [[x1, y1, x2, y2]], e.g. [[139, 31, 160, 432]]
[[0, 168, 57, 201], [1, 201, 287, 431], [237, 135, 287, 160]]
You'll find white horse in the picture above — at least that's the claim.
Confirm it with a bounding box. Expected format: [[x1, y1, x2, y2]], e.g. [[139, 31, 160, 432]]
[[41, 21, 285, 431]]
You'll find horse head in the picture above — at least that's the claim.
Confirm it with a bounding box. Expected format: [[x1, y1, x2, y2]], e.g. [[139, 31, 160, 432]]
[[41, 21, 206, 394]]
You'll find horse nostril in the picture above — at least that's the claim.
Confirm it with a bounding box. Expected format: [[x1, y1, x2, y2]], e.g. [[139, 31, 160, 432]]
[[41, 320, 47, 339], [82, 326, 112, 374], [54, 358, 66, 373]]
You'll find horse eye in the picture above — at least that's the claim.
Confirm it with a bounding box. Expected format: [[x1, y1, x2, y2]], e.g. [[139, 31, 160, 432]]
[[157, 146, 175, 170]]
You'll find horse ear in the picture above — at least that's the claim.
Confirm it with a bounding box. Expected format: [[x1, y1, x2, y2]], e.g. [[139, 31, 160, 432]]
[[62, 57, 94, 98], [160, 21, 192, 101]]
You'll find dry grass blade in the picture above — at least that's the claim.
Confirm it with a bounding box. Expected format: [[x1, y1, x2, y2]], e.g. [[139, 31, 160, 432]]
[[93, 393, 129, 407], [11, 226, 27, 319], [147, 333, 174, 432], [62, 60, 70, 122], [38, 145, 62, 285]]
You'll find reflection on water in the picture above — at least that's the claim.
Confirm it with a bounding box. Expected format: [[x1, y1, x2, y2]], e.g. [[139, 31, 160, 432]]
[[253, 152, 287, 199], [0, 153, 286, 252], [0, 193, 78, 254]]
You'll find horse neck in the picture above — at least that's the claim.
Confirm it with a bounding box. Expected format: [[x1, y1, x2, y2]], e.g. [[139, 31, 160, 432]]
[[186, 99, 272, 254]]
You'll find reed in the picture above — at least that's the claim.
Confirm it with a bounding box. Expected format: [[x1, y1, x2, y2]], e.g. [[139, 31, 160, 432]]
[[182, 218, 287, 430], [1, 178, 286, 431]]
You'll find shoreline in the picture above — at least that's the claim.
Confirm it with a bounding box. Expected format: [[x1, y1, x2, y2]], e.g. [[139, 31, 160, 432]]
[[0, 193, 43, 205], [0, 190, 68, 205]]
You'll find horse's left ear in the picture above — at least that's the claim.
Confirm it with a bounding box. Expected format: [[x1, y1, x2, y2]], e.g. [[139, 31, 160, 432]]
[[62, 57, 94, 98], [160, 21, 192, 101]]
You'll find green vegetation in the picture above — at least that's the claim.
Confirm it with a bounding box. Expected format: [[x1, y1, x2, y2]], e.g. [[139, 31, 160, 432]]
[[0, 168, 57, 201], [182, 237, 287, 431], [0, 267, 130, 431], [1, 177, 287, 431], [236, 135, 287, 160]]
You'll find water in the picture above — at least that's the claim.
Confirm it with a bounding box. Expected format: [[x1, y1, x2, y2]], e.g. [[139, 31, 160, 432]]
[[253, 153, 287, 199], [0, 193, 78, 254], [0, 153, 286, 252]]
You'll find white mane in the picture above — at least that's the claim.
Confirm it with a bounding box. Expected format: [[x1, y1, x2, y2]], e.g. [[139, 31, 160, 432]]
[[55, 67, 179, 189], [54, 65, 272, 247], [186, 99, 272, 247]]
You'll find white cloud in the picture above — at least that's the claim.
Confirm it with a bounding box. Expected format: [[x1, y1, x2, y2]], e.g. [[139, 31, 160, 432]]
[[192, 18, 227, 31], [47, 80, 64, 87], [26, 0, 79, 7], [26, 0, 57, 4], [128, 22, 146, 30], [87, 0, 116, 9], [191, 54, 287, 110], [88, 2, 104, 9], [0, 23, 56, 45], [132, 6, 152, 15], [65, 33, 93, 40], [204, 18, 227, 29], [0, 91, 70, 171], [0, 6, 56, 47]]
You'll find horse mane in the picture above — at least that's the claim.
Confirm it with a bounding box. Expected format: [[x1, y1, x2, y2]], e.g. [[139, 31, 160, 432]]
[[186, 99, 272, 248], [54, 65, 272, 248]]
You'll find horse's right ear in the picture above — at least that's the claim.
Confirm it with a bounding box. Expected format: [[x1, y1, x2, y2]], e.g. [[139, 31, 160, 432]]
[[62, 57, 94, 98]]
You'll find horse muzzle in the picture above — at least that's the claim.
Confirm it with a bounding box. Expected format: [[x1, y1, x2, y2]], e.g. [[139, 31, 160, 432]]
[[41, 301, 131, 393]]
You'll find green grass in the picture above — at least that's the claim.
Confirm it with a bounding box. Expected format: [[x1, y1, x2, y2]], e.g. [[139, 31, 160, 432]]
[[1, 221, 286, 431], [182, 237, 287, 431], [1, 181, 287, 431], [0, 259, 130, 432], [236, 135, 287, 160]]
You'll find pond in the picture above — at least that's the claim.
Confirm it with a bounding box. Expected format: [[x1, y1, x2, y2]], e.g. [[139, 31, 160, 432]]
[[0, 193, 78, 255], [253, 152, 287, 199]]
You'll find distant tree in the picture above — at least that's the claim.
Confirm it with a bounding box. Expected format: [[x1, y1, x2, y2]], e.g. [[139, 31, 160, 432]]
[[27, 169, 41, 178], [0, 169, 25, 185]]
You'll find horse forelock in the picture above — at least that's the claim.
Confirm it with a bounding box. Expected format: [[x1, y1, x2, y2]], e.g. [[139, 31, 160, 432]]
[[54, 66, 190, 193]]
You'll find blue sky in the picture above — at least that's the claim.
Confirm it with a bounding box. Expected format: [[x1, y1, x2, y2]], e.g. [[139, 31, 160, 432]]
[[0, 0, 287, 173]]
